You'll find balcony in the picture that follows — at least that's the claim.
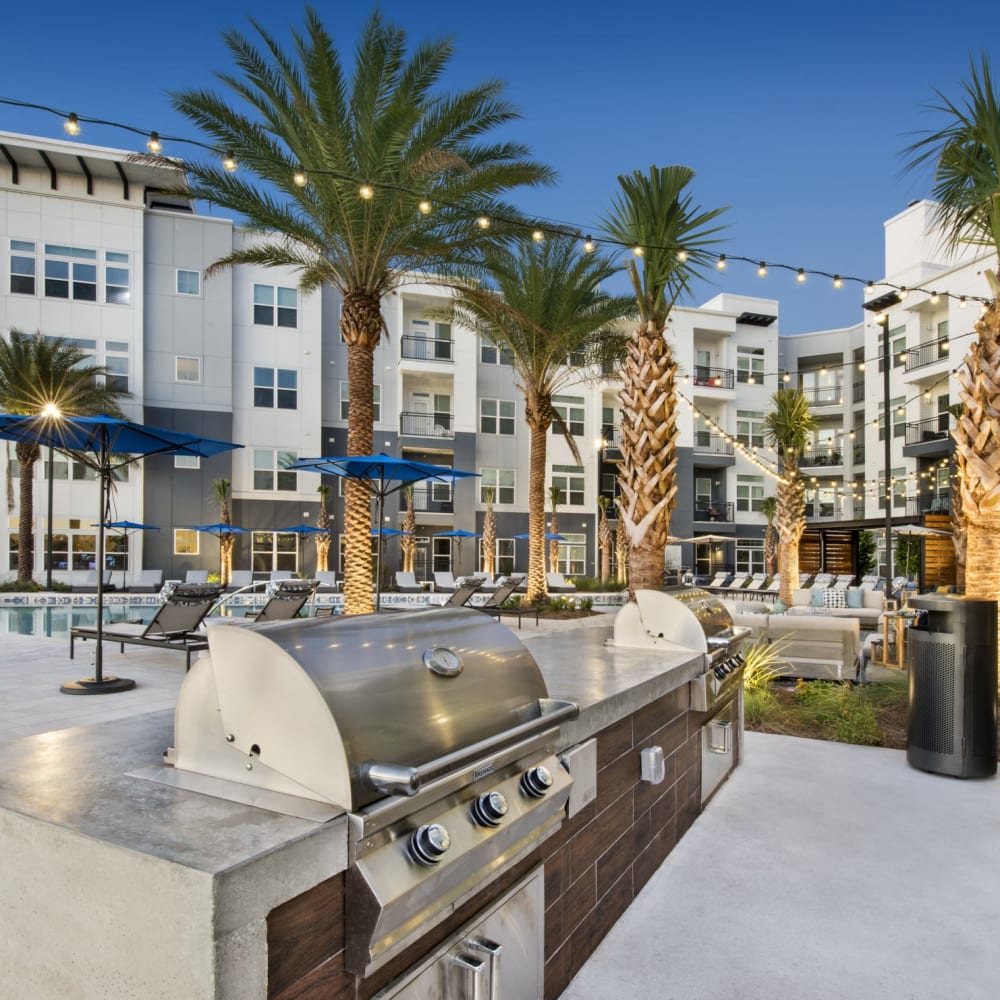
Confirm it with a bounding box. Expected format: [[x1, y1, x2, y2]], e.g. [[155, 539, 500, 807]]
[[800, 449, 844, 470], [800, 385, 844, 406], [401, 335, 453, 362], [691, 367, 734, 390], [904, 492, 951, 517], [400, 411, 454, 438], [600, 424, 622, 454], [405, 486, 454, 515], [904, 337, 951, 372], [693, 432, 734, 457], [903, 415, 952, 458], [694, 500, 734, 523]]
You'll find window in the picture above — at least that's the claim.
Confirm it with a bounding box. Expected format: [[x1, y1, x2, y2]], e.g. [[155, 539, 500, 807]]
[[105, 252, 130, 305], [552, 396, 584, 437], [736, 474, 765, 513], [558, 533, 586, 575], [879, 398, 905, 440], [890, 327, 906, 369], [480, 468, 515, 505], [9, 240, 35, 294], [877, 468, 907, 510], [253, 367, 298, 409], [800, 368, 842, 403], [551, 465, 585, 506], [481, 340, 514, 365], [105, 342, 129, 394], [736, 410, 765, 448], [339, 381, 381, 422], [174, 455, 201, 469], [174, 529, 199, 555], [481, 398, 516, 435], [252, 531, 298, 573], [176, 356, 201, 383], [495, 538, 515, 576], [176, 269, 201, 295], [253, 284, 297, 327], [736, 539, 765, 575], [44, 245, 97, 300], [736, 346, 765, 384], [253, 449, 297, 491]]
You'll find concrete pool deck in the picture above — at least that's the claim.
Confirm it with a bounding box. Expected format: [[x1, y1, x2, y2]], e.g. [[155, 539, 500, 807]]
[[1, 626, 996, 999]]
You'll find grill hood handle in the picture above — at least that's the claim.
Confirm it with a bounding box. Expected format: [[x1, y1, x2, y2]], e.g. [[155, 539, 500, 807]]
[[360, 698, 578, 797]]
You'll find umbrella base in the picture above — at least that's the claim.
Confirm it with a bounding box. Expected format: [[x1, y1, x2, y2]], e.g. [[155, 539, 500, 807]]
[[60, 676, 137, 695]]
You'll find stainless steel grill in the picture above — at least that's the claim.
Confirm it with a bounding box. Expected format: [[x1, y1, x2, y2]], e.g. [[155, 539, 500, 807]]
[[162, 607, 578, 979]]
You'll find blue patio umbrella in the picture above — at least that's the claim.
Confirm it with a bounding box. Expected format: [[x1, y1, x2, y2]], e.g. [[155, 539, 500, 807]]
[[290, 453, 478, 610], [513, 532, 566, 541], [0, 414, 240, 694], [93, 520, 160, 590]]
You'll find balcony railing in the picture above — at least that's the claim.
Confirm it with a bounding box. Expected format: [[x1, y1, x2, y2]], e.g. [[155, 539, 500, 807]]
[[805, 501, 847, 520], [406, 487, 454, 514], [800, 385, 844, 405], [852, 445, 865, 465], [904, 414, 950, 446], [399, 411, 454, 437], [853, 380, 865, 403], [905, 492, 951, 516], [692, 367, 734, 390], [693, 432, 734, 456], [694, 500, 734, 523], [800, 449, 844, 469], [904, 336, 951, 372], [401, 335, 453, 362], [600, 424, 622, 451]]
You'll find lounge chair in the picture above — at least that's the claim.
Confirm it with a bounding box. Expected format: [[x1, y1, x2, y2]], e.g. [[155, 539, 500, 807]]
[[440, 582, 482, 607], [833, 574, 855, 590], [245, 580, 317, 622], [466, 573, 499, 592], [509, 573, 528, 593], [433, 571, 458, 593], [477, 582, 538, 629], [727, 575, 752, 591], [395, 571, 424, 592], [69, 583, 223, 671], [315, 571, 339, 592], [185, 569, 210, 585], [705, 572, 730, 590], [133, 569, 163, 593], [225, 570, 254, 592], [744, 573, 768, 591], [74, 569, 115, 593], [546, 572, 577, 593], [269, 570, 294, 582], [859, 575, 879, 592]]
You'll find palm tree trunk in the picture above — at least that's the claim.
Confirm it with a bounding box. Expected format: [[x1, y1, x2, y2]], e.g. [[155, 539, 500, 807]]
[[343, 340, 376, 615], [599, 504, 612, 581], [775, 463, 805, 606], [15, 442, 38, 585], [482, 495, 495, 576], [618, 320, 678, 596], [615, 515, 628, 585], [526, 422, 549, 603], [549, 506, 559, 575], [401, 489, 416, 574]]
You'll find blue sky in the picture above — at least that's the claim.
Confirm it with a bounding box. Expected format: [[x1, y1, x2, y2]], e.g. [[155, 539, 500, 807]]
[[3, 1, 999, 333]]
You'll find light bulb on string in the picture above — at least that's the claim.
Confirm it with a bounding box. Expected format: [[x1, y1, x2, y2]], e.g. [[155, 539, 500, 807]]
[[64, 113, 81, 136], [960, 296, 968, 309], [583, 236, 595, 253], [223, 152, 237, 172], [865, 281, 875, 295], [716, 254, 726, 270], [898, 286, 908, 300], [833, 275, 842, 289], [476, 215, 491, 230], [676, 248, 688, 262], [293, 168, 308, 187], [146, 132, 162, 154], [930, 291, 940, 304], [532, 229, 545, 243], [633, 245, 644, 257], [796, 268, 806, 283], [757, 262, 767, 277], [418, 199, 432, 215], [359, 183, 374, 200]]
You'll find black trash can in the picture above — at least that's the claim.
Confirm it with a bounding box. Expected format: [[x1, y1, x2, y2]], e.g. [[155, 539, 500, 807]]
[[906, 594, 997, 778]]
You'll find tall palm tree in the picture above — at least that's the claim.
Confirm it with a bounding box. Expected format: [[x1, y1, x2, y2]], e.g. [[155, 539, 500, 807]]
[[172, 8, 553, 614], [764, 388, 817, 606], [761, 495, 778, 575], [315, 483, 332, 572], [212, 478, 235, 585], [445, 236, 632, 601], [903, 54, 1000, 604], [0, 331, 129, 585], [600, 166, 727, 594], [481, 486, 496, 575], [400, 486, 416, 575]]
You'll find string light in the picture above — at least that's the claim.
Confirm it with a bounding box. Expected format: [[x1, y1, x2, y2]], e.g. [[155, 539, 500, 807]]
[[359, 183, 374, 200], [63, 113, 80, 136], [532, 229, 545, 242], [716, 254, 727, 270], [418, 199, 433, 215], [583, 236, 595, 253], [930, 292, 940, 304], [959, 296, 968, 309], [292, 168, 308, 187], [898, 286, 908, 300], [633, 245, 644, 257], [146, 132, 162, 154], [865, 282, 875, 295], [476, 215, 491, 230], [676, 249, 688, 262], [796, 268, 806, 283], [757, 261, 767, 277], [222, 152, 237, 173]]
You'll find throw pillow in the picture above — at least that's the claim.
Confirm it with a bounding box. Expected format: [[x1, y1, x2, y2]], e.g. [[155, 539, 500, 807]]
[[863, 590, 884, 610], [846, 587, 864, 609], [810, 587, 825, 607], [792, 588, 811, 607], [771, 599, 787, 613], [824, 588, 848, 609]]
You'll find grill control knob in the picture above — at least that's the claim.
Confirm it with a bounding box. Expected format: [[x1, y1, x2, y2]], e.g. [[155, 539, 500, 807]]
[[471, 791, 509, 827], [520, 765, 553, 798], [409, 823, 451, 866]]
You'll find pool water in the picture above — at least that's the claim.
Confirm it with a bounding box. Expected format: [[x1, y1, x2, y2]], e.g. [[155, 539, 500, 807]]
[[0, 605, 163, 638]]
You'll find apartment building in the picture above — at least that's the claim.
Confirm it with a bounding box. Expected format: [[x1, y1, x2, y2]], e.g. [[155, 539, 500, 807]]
[[0, 132, 984, 587]]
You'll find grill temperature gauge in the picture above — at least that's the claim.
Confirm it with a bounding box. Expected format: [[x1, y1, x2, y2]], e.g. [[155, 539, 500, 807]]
[[409, 823, 451, 865]]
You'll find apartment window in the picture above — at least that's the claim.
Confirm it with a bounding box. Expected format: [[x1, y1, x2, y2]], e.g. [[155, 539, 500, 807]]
[[481, 340, 514, 365], [339, 381, 381, 422], [736, 474, 765, 513], [879, 398, 906, 440], [174, 454, 201, 469], [891, 327, 906, 368], [176, 269, 201, 296], [44, 245, 97, 300], [174, 529, 199, 555], [254, 367, 298, 409], [736, 539, 765, 575], [105, 342, 129, 394], [552, 395, 584, 437], [736, 346, 765, 384], [557, 533, 587, 575], [551, 465, 585, 506], [105, 252, 130, 305], [9, 240, 35, 294], [252, 531, 298, 573], [480, 468, 515, 505], [481, 398, 516, 435], [878, 468, 907, 510], [736, 410, 765, 448], [253, 284, 298, 327], [253, 449, 297, 491], [176, 356, 202, 383], [495, 538, 515, 576]]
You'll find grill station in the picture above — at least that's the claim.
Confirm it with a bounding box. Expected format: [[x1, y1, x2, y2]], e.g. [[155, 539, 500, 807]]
[[613, 587, 750, 802], [163, 606, 580, 991]]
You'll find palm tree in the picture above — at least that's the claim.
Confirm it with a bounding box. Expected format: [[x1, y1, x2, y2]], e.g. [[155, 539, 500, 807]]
[[598, 495, 612, 581], [172, 9, 553, 614], [0, 331, 129, 585], [764, 388, 817, 606], [600, 166, 727, 594], [548, 485, 562, 575], [212, 478, 235, 585], [903, 54, 1000, 604], [761, 496, 778, 575], [400, 486, 416, 574], [315, 483, 332, 572], [615, 512, 628, 585], [445, 236, 632, 601], [481, 486, 496, 575]]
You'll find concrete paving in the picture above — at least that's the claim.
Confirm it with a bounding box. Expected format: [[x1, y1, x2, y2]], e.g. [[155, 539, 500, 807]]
[[564, 731, 1000, 1000]]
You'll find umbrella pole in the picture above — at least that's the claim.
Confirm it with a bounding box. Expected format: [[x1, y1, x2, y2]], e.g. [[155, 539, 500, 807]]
[[375, 489, 385, 611], [61, 464, 135, 695]]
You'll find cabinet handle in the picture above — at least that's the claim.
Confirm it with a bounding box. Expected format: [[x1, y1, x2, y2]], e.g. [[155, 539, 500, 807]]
[[449, 953, 486, 1000], [467, 937, 502, 1000], [707, 719, 732, 754]]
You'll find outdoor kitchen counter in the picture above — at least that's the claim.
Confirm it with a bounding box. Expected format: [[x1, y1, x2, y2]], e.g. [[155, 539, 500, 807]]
[[0, 615, 704, 1000]]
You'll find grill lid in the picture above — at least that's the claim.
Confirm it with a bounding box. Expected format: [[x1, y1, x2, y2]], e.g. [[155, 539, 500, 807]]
[[613, 588, 750, 655], [168, 607, 567, 811]]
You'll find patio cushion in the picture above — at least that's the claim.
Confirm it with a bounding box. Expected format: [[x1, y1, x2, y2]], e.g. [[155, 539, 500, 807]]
[[792, 588, 812, 607], [810, 588, 825, 608], [823, 588, 848, 609], [846, 587, 864, 609], [863, 590, 885, 611]]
